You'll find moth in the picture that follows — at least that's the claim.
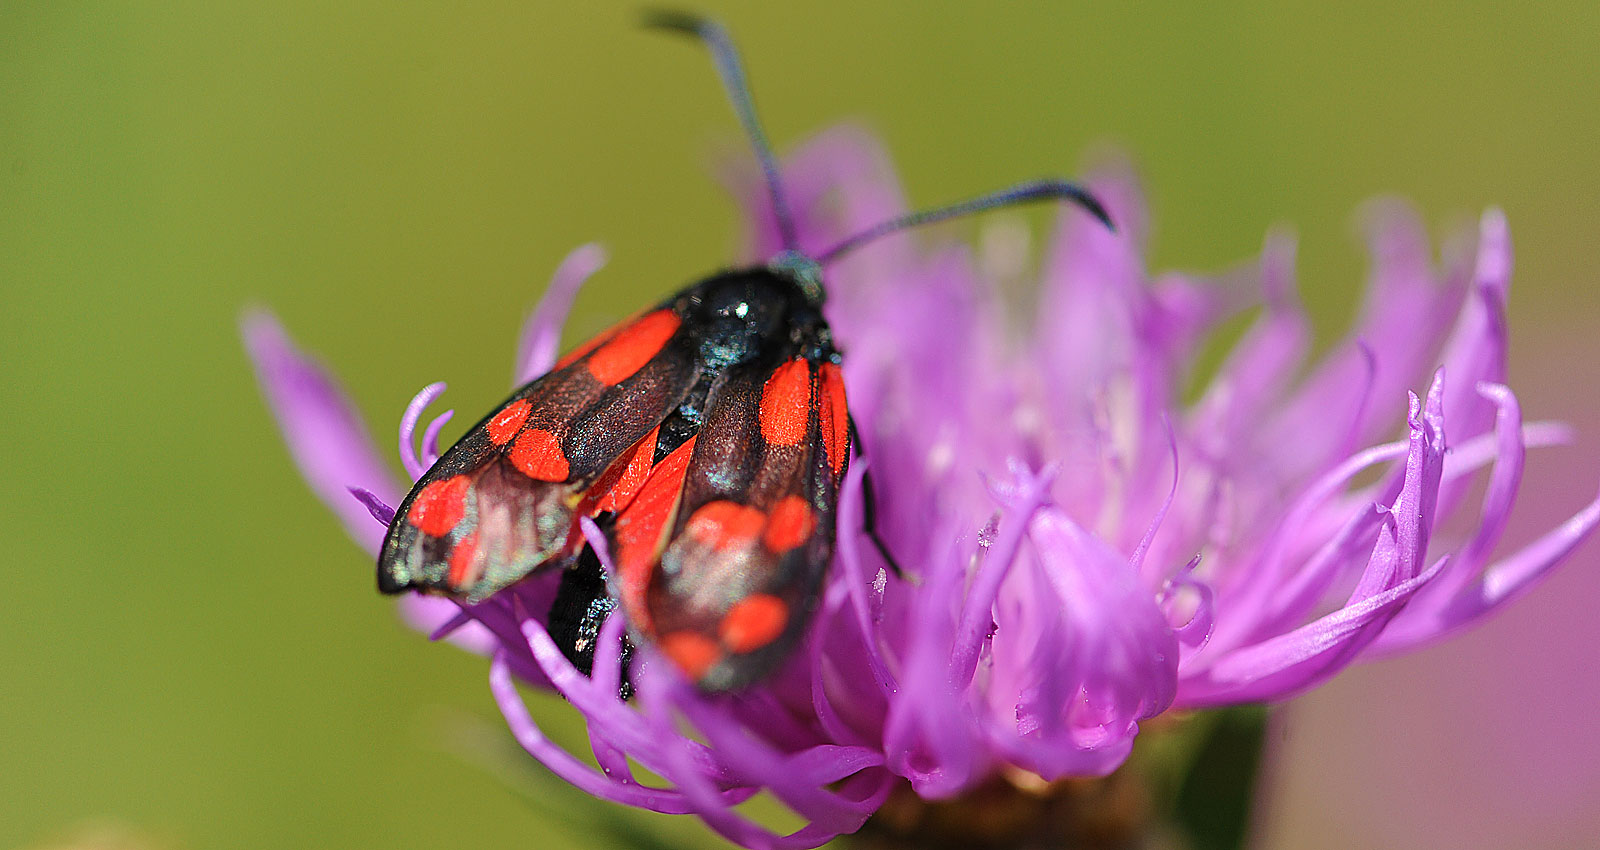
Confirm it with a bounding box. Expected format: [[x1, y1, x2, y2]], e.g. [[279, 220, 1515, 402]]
[[376, 12, 1111, 692]]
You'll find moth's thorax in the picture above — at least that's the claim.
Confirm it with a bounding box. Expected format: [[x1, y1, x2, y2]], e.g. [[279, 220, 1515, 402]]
[[678, 266, 835, 370]]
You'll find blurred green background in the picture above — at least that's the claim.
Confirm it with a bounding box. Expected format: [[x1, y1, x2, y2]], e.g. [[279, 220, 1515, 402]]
[[4, 2, 1598, 848]]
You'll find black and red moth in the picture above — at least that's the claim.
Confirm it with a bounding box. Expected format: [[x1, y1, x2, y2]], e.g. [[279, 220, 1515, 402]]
[[376, 12, 1111, 692]]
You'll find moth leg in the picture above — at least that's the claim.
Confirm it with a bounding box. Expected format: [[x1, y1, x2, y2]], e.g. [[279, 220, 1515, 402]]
[[849, 416, 904, 579], [860, 468, 905, 579]]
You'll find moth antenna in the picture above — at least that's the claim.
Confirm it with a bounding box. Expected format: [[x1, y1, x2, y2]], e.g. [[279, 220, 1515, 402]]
[[816, 179, 1115, 266], [644, 10, 800, 253]]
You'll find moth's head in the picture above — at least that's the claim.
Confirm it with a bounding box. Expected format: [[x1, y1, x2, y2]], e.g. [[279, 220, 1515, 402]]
[[768, 250, 825, 307]]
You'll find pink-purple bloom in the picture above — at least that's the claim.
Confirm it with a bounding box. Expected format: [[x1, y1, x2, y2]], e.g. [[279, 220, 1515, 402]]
[[246, 126, 1599, 849]]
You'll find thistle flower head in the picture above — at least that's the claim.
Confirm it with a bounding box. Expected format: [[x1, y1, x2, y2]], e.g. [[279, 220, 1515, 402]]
[[246, 127, 1599, 849]]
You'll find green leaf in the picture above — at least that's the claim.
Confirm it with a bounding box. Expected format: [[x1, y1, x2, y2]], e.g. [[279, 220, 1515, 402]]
[[1172, 704, 1270, 850]]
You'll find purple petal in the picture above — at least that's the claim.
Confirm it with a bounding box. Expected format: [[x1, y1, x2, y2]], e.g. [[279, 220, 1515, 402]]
[[1162, 556, 1215, 654], [1435, 209, 1511, 440], [241, 309, 402, 555], [1199, 435, 1411, 659], [951, 466, 1059, 687], [512, 606, 746, 791], [1393, 384, 1524, 616], [994, 505, 1178, 776], [1187, 232, 1309, 471], [832, 462, 900, 694], [669, 685, 889, 828], [1177, 555, 1450, 707], [1349, 373, 1445, 601], [346, 486, 395, 526], [1374, 488, 1600, 653], [489, 652, 739, 814], [419, 409, 453, 469], [1474, 487, 1600, 608], [1130, 416, 1180, 580], [1035, 169, 1149, 406], [637, 666, 883, 850], [397, 595, 499, 656], [1181, 375, 1450, 705], [514, 243, 607, 385], [585, 612, 634, 780], [883, 536, 986, 797], [398, 382, 447, 481], [1262, 203, 1462, 480], [1365, 389, 1587, 655]]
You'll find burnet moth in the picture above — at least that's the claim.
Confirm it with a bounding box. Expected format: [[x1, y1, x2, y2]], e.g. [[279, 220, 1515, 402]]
[[376, 12, 1113, 692]]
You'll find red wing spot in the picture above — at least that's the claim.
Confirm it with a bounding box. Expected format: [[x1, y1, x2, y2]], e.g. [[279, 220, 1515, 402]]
[[760, 359, 812, 447], [687, 500, 766, 551], [718, 594, 790, 654], [553, 315, 629, 370], [486, 398, 531, 445], [818, 362, 848, 476], [661, 631, 722, 681], [763, 495, 816, 553], [447, 532, 481, 589], [407, 475, 471, 537], [586, 310, 681, 386], [508, 428, 570, 482]]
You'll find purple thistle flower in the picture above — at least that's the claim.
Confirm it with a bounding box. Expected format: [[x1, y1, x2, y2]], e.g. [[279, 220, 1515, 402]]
[[245, 126, 1599, 849]]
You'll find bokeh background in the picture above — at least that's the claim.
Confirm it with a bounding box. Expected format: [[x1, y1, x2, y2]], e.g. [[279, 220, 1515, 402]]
[[4, 3, 1598, 848]]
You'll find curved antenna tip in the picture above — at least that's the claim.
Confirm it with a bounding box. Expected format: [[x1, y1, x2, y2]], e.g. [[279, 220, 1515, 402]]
[[639, 8, 708, 34], [817, 179, 1116, 265], [1038, 179, 1115, 233], [1078, 191, 1116, 233]]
